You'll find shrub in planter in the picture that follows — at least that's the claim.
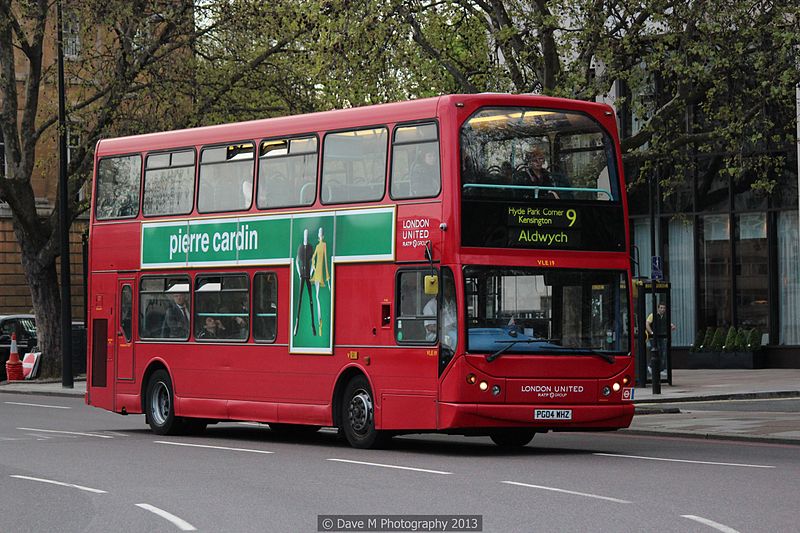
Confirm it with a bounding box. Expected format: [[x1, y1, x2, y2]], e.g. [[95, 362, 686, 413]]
[[747, 327, 763, 351], [709, 327, 726, 352], [702, 327, 715, 351], [723, 326, 738, 353], [735, 328, 749, 351]]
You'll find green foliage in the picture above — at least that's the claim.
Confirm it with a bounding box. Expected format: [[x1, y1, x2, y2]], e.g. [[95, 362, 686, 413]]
[[723, 327, 738, 353], [701, 327, 715, 352], [747, 328, 764, 351], [709, 327, 726, 352], [735, 328, 749, 352]]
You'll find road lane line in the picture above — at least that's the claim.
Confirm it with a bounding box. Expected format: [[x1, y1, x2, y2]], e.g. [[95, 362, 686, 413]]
[[10, 475, 107, 494], [327, 458, 452, 475], [17, 427, 114, 439], [593, 452, 775, 469], [501, 481, 631, 504], [155, 441, 274, 454], [136, 503, 197, 531], [681, 515, 740, 533], [5, 401, 71, 409]]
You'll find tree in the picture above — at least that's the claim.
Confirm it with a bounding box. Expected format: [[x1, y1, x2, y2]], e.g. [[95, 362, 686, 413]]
[[344, 1, 799, 191], [0, 0, 317, 378]]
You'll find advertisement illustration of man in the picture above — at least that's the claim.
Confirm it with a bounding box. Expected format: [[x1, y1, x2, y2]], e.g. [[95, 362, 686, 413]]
[[293, 228, 316, 336], [310, 227, 330, 336]]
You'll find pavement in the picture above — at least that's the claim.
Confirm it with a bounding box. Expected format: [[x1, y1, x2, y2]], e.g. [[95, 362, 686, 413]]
[[1, 369, 799, 445]]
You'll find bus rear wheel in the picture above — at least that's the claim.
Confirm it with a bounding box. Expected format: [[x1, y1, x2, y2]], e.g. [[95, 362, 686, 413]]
[[341, 375, 389, 449], [489, 429, 536, 448], [146, 369, 183, 435]]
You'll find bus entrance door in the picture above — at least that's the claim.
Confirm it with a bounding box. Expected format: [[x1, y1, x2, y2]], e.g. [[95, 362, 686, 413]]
[[115, 280, 135, 381]]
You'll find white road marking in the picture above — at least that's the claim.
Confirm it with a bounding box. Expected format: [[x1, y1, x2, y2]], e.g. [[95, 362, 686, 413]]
[[594, 452, 775, 469], [136, 503, 197, 531], [10, 475, 107, 494], [327, 458, 452, 475], [17, 427, 114, 439], [155, 441, 274, 454], [501, 480, 631, 504], [682, 514, 741, 533], [5, 401, 71, 409]]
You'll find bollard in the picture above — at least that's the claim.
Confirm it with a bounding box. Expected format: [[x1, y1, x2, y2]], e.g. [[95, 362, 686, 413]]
[[5, 333, 24, 381]]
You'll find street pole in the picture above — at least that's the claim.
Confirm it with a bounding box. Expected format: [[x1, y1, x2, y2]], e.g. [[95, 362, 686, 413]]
[[649, 171, 660, 395], [57, 0, 73, 389]]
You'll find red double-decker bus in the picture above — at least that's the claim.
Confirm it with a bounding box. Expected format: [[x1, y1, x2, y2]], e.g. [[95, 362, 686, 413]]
[[87, 94, 634, 448]]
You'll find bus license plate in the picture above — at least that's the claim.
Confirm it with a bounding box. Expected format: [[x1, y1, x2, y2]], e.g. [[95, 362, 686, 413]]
[[534, 409, 572, 420]]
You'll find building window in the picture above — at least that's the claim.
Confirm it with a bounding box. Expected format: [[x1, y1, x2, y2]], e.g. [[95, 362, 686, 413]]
[[63, 9, 81, 60], [778, 212, 800, 345], [735, 213, 768, 330], [698, 214, 731, 328], [668, 219, 695, 346]]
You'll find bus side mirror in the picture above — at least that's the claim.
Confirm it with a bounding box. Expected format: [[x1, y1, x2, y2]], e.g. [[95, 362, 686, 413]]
[[424, 275, 439, 295]]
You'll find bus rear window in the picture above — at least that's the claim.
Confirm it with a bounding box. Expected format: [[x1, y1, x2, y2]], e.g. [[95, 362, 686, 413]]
[[96, 155, 141, 220]]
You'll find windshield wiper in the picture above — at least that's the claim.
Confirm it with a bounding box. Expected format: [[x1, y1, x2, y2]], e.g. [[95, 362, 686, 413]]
[[486, 339, 544, 363], [486, 342, 616, 364], [569, 349, 616, 364]]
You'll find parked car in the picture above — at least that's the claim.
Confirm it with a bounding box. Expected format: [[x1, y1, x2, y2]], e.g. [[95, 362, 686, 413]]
[[0, 314, 86, 381]]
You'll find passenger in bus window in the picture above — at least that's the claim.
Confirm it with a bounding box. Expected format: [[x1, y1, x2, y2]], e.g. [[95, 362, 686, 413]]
[[423, 296, 437, 341], [162, 292, 189, 338], [514, 147, 559, 199], [197, 316, 219, 339], [410, 147, 439, 196], [440, 282, 458, 351]]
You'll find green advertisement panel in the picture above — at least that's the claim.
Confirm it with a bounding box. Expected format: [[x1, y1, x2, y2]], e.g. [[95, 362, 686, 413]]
[[140, 207, 396, 354], [290, 214, 335, 353]]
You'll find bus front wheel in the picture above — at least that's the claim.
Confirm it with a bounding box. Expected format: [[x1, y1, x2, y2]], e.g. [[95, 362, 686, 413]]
[[145, 369, 183, 435], [341, 375, 389, 449], [489, 429, 536, 448]]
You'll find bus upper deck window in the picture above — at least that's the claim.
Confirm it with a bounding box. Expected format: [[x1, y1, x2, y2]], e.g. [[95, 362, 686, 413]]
[[198, 142, 255, 213]]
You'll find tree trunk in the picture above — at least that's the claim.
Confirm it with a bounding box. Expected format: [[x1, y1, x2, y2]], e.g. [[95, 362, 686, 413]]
[[18, 234, 63, 379]]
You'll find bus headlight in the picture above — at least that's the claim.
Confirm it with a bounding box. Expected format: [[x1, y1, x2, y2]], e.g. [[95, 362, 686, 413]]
[[479, 381, 489, 391], [612, 382, 621, 392]]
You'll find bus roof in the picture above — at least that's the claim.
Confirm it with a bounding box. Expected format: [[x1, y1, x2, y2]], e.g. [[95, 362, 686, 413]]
[[95, 94, 616, 157]]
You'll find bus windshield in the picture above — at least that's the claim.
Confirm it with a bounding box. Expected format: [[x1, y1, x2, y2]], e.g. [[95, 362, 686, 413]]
[[465, 267, 629, 356], [461, 107, 619, 202]]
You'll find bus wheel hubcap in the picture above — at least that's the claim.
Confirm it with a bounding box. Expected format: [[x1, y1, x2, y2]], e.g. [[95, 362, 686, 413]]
[[348, 390, 372, 434], [151, 382, 170, 426]]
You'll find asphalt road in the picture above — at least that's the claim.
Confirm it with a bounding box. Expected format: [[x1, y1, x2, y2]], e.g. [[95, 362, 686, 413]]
[[1, 393, 797, 533]]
